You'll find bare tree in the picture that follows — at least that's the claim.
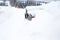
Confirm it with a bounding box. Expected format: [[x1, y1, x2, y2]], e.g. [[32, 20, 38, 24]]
[[3, 0, 6, 4], [10, 0, 16, 6]]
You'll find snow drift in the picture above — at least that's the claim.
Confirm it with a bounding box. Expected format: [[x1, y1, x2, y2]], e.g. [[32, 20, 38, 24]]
[[0, 1, 60, 40]]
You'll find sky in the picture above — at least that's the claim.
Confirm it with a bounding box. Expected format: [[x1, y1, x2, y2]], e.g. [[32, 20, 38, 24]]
[[0, 0, 58, 2]]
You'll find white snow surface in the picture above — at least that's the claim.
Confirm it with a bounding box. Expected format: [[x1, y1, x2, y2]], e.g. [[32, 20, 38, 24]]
[[0, 1, 60, 40]]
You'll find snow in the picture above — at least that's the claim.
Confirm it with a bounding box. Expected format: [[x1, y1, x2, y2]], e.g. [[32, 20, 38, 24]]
[[0, 1, 60, 40]]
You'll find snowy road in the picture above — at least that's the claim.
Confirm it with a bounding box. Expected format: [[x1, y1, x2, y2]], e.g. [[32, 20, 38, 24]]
[[0, 1, 60, 40]]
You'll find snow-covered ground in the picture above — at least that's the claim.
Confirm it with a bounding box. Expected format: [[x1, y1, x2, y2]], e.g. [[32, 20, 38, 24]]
[[0, 1, 60, 40]]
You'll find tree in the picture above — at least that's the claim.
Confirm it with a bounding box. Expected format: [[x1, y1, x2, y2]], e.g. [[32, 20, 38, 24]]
[[10, 0, 16, 6], [3, 0, 6, 4]]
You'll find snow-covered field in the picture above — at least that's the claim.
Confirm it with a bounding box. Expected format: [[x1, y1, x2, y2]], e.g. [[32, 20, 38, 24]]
[[0, 1, 60, 40]]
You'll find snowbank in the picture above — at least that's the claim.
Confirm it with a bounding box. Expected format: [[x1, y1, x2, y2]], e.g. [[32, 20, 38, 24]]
[[0, 6, 18, 24], [26, 1, 60, 15], [41, 1, 60, 15], [0, 1, 60, 40]]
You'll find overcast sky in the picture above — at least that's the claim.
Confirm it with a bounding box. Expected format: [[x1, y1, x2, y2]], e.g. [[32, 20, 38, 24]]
[[0, 0, 60, 2]]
